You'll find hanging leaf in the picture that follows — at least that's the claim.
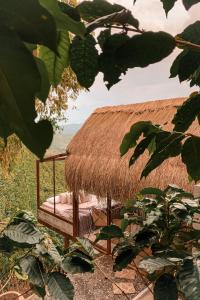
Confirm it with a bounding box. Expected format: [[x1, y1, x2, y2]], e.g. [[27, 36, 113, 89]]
[[0, 236, 14, 253], [19, 255, 45, 287], [4, 222, 41, 245], [70, 35, 98, 89], [172, 94, 200, 132], [179, 21, 200, 44], [39, 0, 85, 37], [35, 57, 50, 102], [99, 33, 129, 89], [97, 29, 111, 50], [140, 187, 165, 196], [120, 121, 157, 156], [182, 136, 200, 181], [141, 133, 184, 178], [182, 0, 200, 10], [39, 30, 70, 87], [154, 274, 178, 300], [62, 252, 94, 274], [0, 25, 53, 158], [47, 272, 74, 300], [160, 0, 178, 15], [31, 284, 46, 299], [86, 9, 139, 33], [139, 257, 175, 274], [0, 0, 57, 51], [177, 259, 200, 300], [95, 225, 124, 242], [117, 31, 176, 69], [113, 245, 139, 271], [77, 0, 125, 22], [58, 2, 80, 22], [77, 237, 95, 258]]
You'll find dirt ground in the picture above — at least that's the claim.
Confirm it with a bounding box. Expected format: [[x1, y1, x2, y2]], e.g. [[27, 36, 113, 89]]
[[68, 255, 146, 300]]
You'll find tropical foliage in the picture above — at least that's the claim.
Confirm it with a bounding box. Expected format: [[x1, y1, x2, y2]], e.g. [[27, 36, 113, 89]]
[[0, 210, 95, 299], [97, 185, 200, 300]]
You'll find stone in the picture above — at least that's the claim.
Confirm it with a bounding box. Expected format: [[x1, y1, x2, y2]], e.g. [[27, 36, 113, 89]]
[[112, 282, 136, 295], [115, 268, 136, 280]]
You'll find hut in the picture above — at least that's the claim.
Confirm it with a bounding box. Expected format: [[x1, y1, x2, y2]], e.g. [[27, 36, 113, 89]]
[[36, 97, 197, 252]]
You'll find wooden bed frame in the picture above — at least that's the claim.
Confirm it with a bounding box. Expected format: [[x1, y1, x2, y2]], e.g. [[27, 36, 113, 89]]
[[36, 153, 112, 254]]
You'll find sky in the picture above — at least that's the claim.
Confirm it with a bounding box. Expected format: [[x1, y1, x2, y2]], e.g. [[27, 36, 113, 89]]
[[66, 0, 200, 124]]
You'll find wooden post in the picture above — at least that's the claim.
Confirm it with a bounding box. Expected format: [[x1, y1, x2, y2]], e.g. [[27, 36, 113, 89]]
[[107, 195, 112, 254], [53, 158, 56, 214], [73, 191, 79, 237]]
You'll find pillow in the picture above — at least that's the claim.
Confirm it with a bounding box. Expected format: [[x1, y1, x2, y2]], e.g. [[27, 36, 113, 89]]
[[47, 195, 60, 204], [59, 192, 72, 204], [91, 207, 107, 227]]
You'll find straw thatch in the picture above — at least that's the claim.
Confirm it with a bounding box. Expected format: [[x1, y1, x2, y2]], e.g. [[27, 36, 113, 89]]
[[65, 97, 200, 202]]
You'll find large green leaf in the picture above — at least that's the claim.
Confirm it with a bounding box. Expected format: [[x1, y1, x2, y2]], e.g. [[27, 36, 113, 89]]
[[120, 121, 156, 156], [77, 237, 95, 258], [19, 255, 45, 287], [0, 236, 14, 253], [98, 33, 129, 89], [154, 274, 178, 300], [77, 0, 125, 22], [47, 272, 74, 300], [182, 136, 200, 181], [39, 30, 70, 87], [172, 94, 200, 132], [182, 0, 200, 9], [140, 187, 165, 196], [139, 257, 175, 274], [4, 222, 41, 245], [141, 133, 184, 178], [62, 252, 94, 274], [113, 245, 139, 271], [0, 25, 53, 158], [95, 225, 124, 242], [39, 0, 85, 37], [116, 31, 176, 69], [58, 2, 80, 21], [86, 9, 139, 33], [177, 259, 200, 300], [70, 35, 98, 89], [170, 50, 200, 83], [0, 0, 57, 51], [35, 57, 51, 102], [179, 21, 200, 45]]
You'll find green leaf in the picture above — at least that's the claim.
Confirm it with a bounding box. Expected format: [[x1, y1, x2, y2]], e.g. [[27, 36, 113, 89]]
[[113, 245, 139, 271], [98, 33, 129, 89], [141, 133, 184, 178], [182, 0, 200, 10], [97, 29, 111, 50], [160, 0, 177, 15], [96, 225, 124, 242], [58, 2, 80, 22], [0, 0, 57, 51], [70, 35, 98, 89], [35, 57, 50, 102], [0, 25, 53, 158], [140, 187, 165, 196], [177, 260, 200, 300], [120, 121, 156, 156], [39, 0, 85, 37], [0, 236, 14, 253], [86, 9, 139, 33], [139, 257, 175, 274], [117, 31, 176, 69], [36, 241, 62, 264], [77, 237, 95, 258], [47, 272, 74, 300], [62, 252, 94, 274], [129, 134, 156, 166], [154, 274, 178, 300], [179, 21, 200, 45], [170, 50, 200, 83], [31, 285, 46, 299], [135, 229, 157, 247], [77, 0, 125, 22], [4, 222, 41, 245], [172, 94, 200, 132], [182, 137, 200, 181], [19, 256, 44, 287], [39, 30, 70, 87]]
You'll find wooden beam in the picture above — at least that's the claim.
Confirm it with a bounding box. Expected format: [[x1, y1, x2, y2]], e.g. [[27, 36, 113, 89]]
[[73, 190, 79, 237], [107, 195, 112, 254]]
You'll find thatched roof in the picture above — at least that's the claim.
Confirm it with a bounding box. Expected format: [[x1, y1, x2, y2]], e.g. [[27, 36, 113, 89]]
[[65, 97, 199, 201]]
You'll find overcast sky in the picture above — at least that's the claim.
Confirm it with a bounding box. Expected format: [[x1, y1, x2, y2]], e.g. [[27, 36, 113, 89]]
[[67, 0, 200, 124]]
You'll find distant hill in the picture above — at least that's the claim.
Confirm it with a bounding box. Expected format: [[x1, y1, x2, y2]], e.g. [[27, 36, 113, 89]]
[[49, 123, 82, 154]]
